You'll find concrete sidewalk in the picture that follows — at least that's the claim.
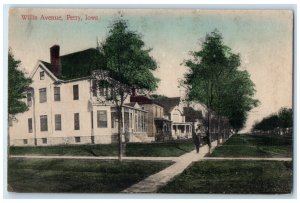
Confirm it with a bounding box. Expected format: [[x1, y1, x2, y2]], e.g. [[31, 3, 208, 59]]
[[122, 144, 212, 193], [203, 157, 292, 161], [9, 155, 177, 161]]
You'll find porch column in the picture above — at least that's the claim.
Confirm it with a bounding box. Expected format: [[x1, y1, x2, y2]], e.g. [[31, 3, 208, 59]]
[[129, 110, 131, 133], [184, 125, 187, 136]]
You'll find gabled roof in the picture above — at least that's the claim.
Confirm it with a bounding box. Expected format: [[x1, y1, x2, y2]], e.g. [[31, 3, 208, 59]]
[[124, 102, 138, 108], [30, 60, 60, 82], [124, 102, 147, 112], [130, 95, 164, 107], [41, 48, 102, 80], [153, 97, 181, 113]]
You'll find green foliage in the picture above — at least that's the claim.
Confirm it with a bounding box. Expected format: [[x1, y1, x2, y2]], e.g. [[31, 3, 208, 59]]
[[253, 107, 292, 131], [8, 49, 32, 116], [94, 19, 160, 160], [221, 70, 259, 131], [183, 30, 258, 131], [278, 107, 293, 128], [97, 19, 159, 91]]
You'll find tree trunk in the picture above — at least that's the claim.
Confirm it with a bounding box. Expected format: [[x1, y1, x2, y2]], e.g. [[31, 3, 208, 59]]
[[217, 115, 221, 145], [117, 106, 123, 161], [206, 111, 212, 153]]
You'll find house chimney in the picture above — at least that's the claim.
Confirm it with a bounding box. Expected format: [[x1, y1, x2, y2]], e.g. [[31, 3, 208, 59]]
[[50, 45, 61, 77]]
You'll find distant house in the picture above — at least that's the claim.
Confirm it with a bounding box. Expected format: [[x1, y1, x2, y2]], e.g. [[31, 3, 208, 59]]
[[130, 92, 172, 141], [9, 45, 149, 146], [153, 97, 193, 139]]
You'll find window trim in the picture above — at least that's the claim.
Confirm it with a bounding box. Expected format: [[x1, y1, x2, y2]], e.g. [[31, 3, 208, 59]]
[[40, 71, 45, 80], [40, 115, 48, 132], [75, 136, 81, 143], [42, 138, 47, 144], [27, 92, 32, 107], [97, 110, 108, 128], [73, 85, 79, 100], [74, 113, 80, 130], [39, 88, 47, 103], [55, 114, 62, 131], [54, 86, 61, 101], [28, 118, 33, 133]]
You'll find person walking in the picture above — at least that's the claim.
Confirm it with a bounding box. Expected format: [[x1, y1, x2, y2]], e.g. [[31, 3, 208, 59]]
[[193, 133, 201, 153]]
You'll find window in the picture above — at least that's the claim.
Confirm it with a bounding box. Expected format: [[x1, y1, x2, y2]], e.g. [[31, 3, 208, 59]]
[[28, 118, 33, 133], [40, 71, 45, 80], [55, 114, 61, 131], [75, 137, 81, 143], [54, 86, 60, 101], [40, 115, 48, 131], [73, 85, 79, 100], [74, 113, 80, 130], [23, 139, 28, 144], [42, 138, 47, 144], [27, 92, 32, 107], [39, 88, 47, 103], [97, 110, 107, 128]]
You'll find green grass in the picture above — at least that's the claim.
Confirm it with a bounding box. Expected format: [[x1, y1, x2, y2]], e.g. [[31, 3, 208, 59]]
[[9, 144, 119, 156], [8, 158, 172, 193], [158, 160, 293, 194], [125, 142, 195, 157], [10, 141, 195, 157], [210, 134, 292, 158]]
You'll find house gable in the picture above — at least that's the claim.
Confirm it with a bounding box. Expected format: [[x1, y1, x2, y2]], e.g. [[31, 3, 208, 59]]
[[30, 61, 59, 83]]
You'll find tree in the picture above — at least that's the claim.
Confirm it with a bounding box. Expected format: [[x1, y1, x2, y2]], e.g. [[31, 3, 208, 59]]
[[94, 19, 159, 161], [278, 107, 293, 128], [183, 30, 238, 149], [220, 70, 259, 133], [253, 107, 292, 135], [8, 49, 32, 118], [8, 49, 32, 146], [183, 30, 258, 149]]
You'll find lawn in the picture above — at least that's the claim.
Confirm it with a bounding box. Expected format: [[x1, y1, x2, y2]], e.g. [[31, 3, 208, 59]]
[[9, 141, 195, 157], [125, 142, 195, 157], [210, 134, 292, 158], [158, 160, 293, 194], [8, 158, 172, 193]]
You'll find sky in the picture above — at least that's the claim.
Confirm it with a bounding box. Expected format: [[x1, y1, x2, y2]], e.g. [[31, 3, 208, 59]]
[[8, 8, 293, 132]]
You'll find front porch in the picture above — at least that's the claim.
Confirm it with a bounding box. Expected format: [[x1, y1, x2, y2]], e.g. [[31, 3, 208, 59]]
[[111, 104, 151, 143], [172, 123, 193, 139], [154, 118, 172, 141]]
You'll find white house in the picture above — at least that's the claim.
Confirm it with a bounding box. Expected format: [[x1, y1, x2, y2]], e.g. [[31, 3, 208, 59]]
[[9, 45, 149, 146], [153, 97, 193, 139]]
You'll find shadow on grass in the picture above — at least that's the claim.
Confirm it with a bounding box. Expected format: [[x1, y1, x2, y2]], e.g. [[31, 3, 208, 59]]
[[158, 160, 292, 194], [8, 158, 173, 193]]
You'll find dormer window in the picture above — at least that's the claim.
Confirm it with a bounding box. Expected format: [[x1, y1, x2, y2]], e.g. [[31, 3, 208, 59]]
[[40, 71, 45, 80]]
